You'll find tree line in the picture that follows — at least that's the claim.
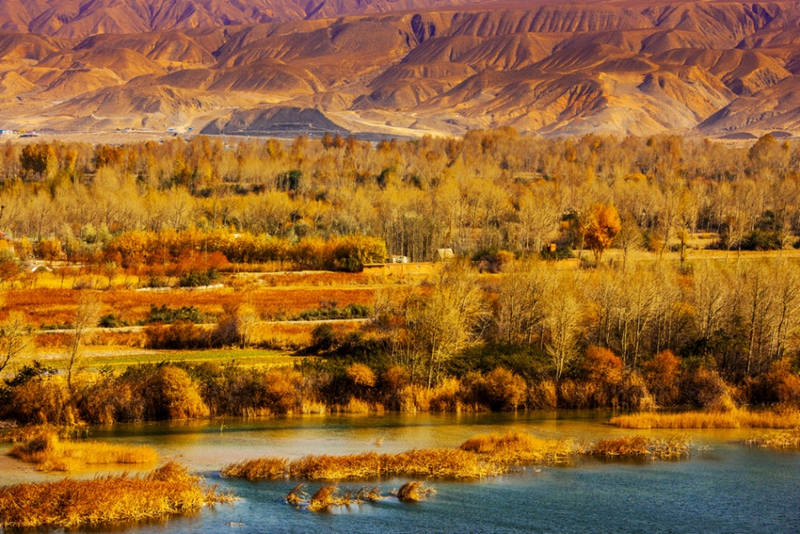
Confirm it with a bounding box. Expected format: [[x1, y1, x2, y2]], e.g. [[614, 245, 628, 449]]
[[1, 131, 799, 264]]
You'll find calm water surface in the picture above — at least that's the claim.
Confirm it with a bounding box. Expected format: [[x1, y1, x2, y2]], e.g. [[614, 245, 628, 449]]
[[1, 412, 798, 533]]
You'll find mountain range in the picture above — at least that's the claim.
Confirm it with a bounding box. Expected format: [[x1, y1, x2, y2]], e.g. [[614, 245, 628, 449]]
[[2, 0, 800, 138]]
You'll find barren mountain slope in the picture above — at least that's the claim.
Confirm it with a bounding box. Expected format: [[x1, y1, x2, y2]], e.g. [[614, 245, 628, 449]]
[[2, 1, 800, 137], [0, 0, 510, 39]]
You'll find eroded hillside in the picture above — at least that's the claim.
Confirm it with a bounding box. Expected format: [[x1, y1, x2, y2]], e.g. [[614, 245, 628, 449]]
[[2, 0, 800, 137]]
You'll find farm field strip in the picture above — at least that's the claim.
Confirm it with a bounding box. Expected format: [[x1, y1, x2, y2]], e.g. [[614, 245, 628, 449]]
[[7, 347, 300, 370], [3, 286, 379, 326]]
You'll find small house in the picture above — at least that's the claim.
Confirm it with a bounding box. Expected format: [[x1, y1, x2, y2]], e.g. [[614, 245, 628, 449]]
[[436, 248, 454, 261]]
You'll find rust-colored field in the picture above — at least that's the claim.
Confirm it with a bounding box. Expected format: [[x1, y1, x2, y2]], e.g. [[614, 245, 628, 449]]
[[4, 286, 377, 327], [252, 321, 363, 350]]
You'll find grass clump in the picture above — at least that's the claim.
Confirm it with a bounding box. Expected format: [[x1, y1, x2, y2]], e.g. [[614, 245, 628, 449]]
[[0, 462, 233, 529], [289, 452, 383, 480], [588, 436, 690, 459], [380, 449, 500, 478], [289, 484, 384, 512], [220, 457, 289, 480], [308, 485, 341, 512], [223, 448, 502, 481], [394, 481, 436, 502], [459, 431, 577, 464], [286, 483, 308, 506], [609, 408, 800, 429], [745, 430, 800, 449], [8, 430, 158, 472]]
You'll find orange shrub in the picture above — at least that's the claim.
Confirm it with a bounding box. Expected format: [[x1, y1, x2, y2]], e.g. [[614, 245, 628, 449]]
[[482, 368, 527, 410], [263, 369, 302, 414], [581, 346, 623, 383], [378, 366, 409, 410], [679, 368, 736, 411], [346, 363, 376, 388], [143, 366, 210, 420], [5, 377, 77, 426], [642, 350, 681, 406]]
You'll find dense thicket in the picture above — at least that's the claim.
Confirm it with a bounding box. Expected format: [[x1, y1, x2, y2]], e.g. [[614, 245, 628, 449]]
[[3, 255, 800, 425], [1, 131, 800, 424], [2, 132, 800, 263]]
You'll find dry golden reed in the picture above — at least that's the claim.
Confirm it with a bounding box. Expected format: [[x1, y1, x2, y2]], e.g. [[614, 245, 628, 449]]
[[589, 436, 690, 459], [9, 430, 158, 472], [459, 431, 577, 464], [745, 430, 800, 449], [220, 457, 289, 480], [609, 408, 800, 429], [308, 485, 340, 512], [0, 462, 233, 529], [223, 430, 687, 483], [286, 483, 308, 506], [223, 448, 502, 481], [395, 481, 436, 502]]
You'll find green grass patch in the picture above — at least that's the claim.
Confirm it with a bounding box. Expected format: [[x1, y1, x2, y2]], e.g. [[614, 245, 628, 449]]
[[61, 349, 301, 371]]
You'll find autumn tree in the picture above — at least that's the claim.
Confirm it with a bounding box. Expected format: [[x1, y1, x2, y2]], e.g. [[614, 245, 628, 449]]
[[545, 274, 583, 380], [614, 210, 643, 271], [517, 184, 561, 253], [494, 259, 550, 346], [409, 260, 486, 388], [67, 292, 102, 389], [237, 303, 259, 348], [0, 312, 31, 375], [19, 142, 57, 180], [584, 203, 621, 263]]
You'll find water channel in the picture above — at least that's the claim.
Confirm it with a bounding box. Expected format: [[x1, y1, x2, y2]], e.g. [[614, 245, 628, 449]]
[[1, 412, 798, 533]]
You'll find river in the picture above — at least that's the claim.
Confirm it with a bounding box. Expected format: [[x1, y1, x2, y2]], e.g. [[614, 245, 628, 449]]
[[1, 412, 798, 533]]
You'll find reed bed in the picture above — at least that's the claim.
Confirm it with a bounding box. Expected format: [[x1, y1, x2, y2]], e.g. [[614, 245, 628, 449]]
[[0, 462, 234, 529], [394, 481, 436, 502], [380, 449, 500, 478], [224, 430, 687, 483], [745, 430, 800, 449], [459, 431, 578, 464], [222, 448, 502, 481], [220, 457, 289, 480], [609, 409, 800, 429], [0, 425, 76, 444], [588, 436, 690, 459], [9, 430, 158, 472]]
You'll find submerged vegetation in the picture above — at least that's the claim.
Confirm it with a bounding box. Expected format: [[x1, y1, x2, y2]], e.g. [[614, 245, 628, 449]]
[[745, 430, 800, 449], [0, 462, 233, 529], [394, 481, 436, 502], [286, 483, 385, 512]]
